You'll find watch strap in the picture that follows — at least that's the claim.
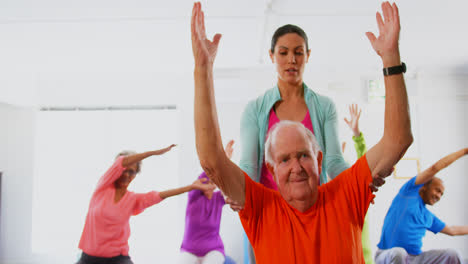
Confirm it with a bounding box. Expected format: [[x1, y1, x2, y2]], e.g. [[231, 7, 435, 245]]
[[383, 62, 406, 76]]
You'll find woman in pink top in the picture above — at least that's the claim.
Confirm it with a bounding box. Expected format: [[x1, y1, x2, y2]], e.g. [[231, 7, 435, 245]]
[[77, 145, 215, 264]]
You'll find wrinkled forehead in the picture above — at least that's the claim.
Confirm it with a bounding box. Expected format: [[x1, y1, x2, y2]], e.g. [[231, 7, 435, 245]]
[[273, 126, 312, 156]]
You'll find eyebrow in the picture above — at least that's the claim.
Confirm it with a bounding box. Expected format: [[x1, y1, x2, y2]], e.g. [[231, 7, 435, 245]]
[[277, 149, 311, 159], [278, 46, 305, 50]]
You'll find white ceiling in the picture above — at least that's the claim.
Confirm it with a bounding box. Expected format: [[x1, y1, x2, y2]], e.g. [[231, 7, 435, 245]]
[[1, 0, 467, 106]]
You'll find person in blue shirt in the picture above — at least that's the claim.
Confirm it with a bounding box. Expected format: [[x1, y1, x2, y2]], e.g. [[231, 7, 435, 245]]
[[375, 148, 468, 264]]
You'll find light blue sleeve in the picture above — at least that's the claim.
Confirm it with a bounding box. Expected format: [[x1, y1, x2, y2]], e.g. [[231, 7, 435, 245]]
[[239, 101, 260, 182], [322, 98, 350, 179]]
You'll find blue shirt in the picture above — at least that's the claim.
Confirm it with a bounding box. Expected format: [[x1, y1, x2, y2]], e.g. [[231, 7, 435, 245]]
[[377, 176, 446, 255]]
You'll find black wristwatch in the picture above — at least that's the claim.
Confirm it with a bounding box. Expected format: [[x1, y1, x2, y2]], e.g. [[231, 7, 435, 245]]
[[383, 62, 406, 76]]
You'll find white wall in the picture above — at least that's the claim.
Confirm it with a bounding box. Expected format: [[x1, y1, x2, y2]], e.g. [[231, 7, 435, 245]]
[[0, 103, 35, 263]]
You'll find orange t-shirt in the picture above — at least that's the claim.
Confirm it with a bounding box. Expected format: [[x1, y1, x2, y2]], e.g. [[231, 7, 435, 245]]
[[239, 155, 374, 263]]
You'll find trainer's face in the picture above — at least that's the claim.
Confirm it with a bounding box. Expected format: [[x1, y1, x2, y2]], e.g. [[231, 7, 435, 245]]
[[270, 33, 310, 86], [420, 178, 445, 205], [267, 126, 322, 202]]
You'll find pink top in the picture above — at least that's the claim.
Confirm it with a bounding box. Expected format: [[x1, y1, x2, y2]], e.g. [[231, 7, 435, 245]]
[[260, 108, 314, 190], [78, 156, 163, 257]]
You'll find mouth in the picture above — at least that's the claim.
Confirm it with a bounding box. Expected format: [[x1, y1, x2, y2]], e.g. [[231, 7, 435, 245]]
[[290, 177, 307, 183], [285, 68, 298, 74]]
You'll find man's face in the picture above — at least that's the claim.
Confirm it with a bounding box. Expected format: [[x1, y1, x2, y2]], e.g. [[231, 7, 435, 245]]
[[267, 126, 322, 202], [420, 178, 445, 205]]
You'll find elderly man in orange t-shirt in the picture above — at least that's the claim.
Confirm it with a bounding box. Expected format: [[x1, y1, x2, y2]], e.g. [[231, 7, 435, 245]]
[[190, 1, 412, 263]]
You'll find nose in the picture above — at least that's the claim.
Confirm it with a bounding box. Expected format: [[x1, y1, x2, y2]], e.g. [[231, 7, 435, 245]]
[[290, 158, 302, 173], [288, 53, 296, 64]]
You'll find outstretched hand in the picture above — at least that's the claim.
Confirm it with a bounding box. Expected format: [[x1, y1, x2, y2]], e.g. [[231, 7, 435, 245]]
[[156, 144, 177, 155], [366, 2, 400, 60], [192, 178, 216, 193], [344, 104, 362, 138], [191, 2, 222, 67], [225, 140, 235, 159]]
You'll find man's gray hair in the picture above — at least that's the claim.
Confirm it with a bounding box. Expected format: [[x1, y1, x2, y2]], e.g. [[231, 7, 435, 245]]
[[264, 120, 321, 166]]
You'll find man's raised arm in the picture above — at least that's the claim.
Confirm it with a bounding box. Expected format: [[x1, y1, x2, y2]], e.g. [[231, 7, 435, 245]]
[[364, 2, 413, 190], [415, 148, 468, 185], [191, 2, 246, 205]]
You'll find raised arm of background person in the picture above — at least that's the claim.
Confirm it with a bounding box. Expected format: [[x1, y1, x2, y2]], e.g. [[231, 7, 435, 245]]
[[415, 148, 468, 185], [344, 104, 362, 138], [344, 104, 367, 158], [440, 225, 468, 236], [364, 2, 413, 190], [159, 178, 215, 199], [95, 145, 176, 193], [353, 133, 367, 159], [191, 2, 246, 205], [121, 144, 177, 168]]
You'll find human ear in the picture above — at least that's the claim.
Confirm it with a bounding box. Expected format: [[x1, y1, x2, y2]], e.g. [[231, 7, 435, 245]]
[[306, 49, 311, 63], [266, 162, 279, 184], [266, 162, 275, 176], [269, 50, 275, 63]]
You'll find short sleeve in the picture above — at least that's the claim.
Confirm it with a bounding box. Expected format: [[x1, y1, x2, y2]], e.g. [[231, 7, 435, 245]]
[[326, 154, 374, 227], [239, 171, 266, 236], [350, 155, 375, 224], [399, 176, 422, 195], [132, 191, 163, 215], [428, 214, 446, 234]]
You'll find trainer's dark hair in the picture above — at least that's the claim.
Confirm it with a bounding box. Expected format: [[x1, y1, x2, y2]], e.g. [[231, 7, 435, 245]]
[[271, 24, 309, 52]]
